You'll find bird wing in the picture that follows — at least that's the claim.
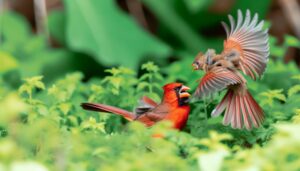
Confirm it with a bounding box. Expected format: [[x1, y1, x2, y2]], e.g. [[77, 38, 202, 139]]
[[135, 112, 166, 127], [221, 9, 269, 80], [135, 96, 159, 115], [194, 67, 243, 98], [135, 103, 170, 127]]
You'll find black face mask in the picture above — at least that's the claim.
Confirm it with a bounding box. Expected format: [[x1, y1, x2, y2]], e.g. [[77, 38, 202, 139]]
[[179, 97, 190, 106], [174, 86, 190, 106]]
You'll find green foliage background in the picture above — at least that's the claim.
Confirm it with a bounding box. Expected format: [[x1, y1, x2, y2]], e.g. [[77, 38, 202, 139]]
[[1, 0, 300, 170]]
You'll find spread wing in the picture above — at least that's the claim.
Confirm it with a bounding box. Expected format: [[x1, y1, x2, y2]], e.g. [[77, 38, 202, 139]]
[[194, 67, 243, 98], [221, 9, 270, 80]]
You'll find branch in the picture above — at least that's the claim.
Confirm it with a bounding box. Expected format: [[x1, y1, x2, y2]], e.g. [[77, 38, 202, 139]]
[[278, 0, 300, 38], [34, 0, 49, 40]]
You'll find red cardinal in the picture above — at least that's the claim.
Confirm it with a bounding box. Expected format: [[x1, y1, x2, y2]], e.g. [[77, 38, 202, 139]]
[[192, 9, 269, 130], [81, 83, 191, 130]]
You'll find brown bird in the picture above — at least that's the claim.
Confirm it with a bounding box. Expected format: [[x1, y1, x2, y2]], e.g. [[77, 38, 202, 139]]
[[192, 9, 269, 130], [81, 83, 191, 130]]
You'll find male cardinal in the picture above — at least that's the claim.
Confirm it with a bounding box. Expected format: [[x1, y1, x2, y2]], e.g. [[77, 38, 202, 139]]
[[81, 83, 191, 130], [192, 9, 269, 130]]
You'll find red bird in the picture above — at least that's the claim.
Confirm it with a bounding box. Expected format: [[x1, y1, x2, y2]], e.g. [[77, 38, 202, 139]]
[[81, 83, 191, 130], [192, 10, 269, 130]]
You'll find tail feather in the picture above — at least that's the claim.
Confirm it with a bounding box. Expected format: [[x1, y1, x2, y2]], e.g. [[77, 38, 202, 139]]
[[81, 103, 136, 121], [235, 96, 242, 129], [239, 95, 251, 129], [244, 94, 259, 127], [211, 89, 264, 130], [248, 93, 264, 121], [220, 91, 233, 125], [211, 91, 230, 117]]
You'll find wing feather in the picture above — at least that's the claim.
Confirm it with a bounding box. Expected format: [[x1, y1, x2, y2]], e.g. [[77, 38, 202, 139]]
[[135, 96, 158, 115], [194, 67, 243, 98], [222, 9, 269, 80]]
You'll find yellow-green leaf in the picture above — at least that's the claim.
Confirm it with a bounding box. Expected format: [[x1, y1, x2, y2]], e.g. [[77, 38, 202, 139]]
[[0, 51, 18, 73]]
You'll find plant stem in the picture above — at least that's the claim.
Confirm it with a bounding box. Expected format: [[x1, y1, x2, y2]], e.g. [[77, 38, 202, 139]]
[[149, 72, 153, 93]]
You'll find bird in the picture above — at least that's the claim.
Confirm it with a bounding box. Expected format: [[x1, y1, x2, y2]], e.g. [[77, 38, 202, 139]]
[[192, 9, 269, 130], [81, 83, 191, 130]]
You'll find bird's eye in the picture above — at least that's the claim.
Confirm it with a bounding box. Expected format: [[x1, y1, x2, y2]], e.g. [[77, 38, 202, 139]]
[[174, 86, 182, 92], [194, 61, 199, 65]]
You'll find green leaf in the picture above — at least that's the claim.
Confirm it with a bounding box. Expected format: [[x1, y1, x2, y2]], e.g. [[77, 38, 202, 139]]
[[284, 35, 300, 48], [48, 10, 66, 44], [18, 84, 32, 97], [139, 73, 151, 81], [64, 0, 171, 68], [154, 73, 164, 81], [0, 51, 18, 73], [23, 76, 45, 90], [292, 109, 300, 123], [105, 68, 122, 76], [292, 74, 300, 81], [288, 85, 300, 97], [269, 36, 287, 58], [0, 12, 31, 44], [137, 81, 149, 91], [19, 76, 45, 96], [183, 0, 213, 13], [260, 89, 286, 106], [47, 72, 83, 102], [48, 84, 66, 101], [105, 67, 135, 76], [81, 117, 106, 133], [108, 77, 122, 90], [90, 84, 104, 94], [141, 61, 159, 72], [58, 102, 72, 115]]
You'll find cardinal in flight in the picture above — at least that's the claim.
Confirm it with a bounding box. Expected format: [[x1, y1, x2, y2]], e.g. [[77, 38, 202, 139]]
[[192, 9, 269, 130], [81, 83, 191, 130]]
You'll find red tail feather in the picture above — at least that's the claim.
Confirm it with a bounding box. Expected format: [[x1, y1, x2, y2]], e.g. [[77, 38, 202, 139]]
[[81, 103, 136, 121], [211, 88, 264, 130]]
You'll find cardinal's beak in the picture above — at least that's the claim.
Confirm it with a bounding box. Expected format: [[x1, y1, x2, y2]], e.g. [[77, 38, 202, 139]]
[[179, 85, 191, 98]]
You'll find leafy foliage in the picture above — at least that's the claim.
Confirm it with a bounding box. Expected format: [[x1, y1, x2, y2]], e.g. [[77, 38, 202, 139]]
[[260, 89, 286, 107], [63, 0, 171, 69], [1, 1, 300, 170], [1, 54, 300, 170]]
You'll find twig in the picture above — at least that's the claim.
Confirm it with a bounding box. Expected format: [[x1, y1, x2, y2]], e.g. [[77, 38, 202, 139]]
[[278, 0, 300, 38], [33, 0, 49, 40], [126, 0, 149, 30]]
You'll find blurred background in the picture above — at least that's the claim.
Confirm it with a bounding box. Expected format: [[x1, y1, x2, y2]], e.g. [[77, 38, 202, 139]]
[[2, 1, 300, 170], [1, 0, 300, 84]]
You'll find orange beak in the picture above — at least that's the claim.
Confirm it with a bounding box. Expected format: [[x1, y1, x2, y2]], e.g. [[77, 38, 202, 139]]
[[179, 85, 191, 98], [192, 63, 199, 70]]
